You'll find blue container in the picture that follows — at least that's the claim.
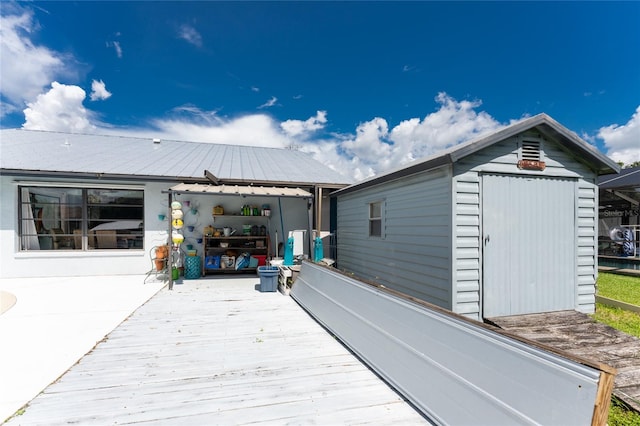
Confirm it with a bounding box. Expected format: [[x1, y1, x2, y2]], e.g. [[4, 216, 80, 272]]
[[258, 266, 279, 292], [314, 237, 323, 262], [184, 255, 201, 279], [284, 236, 294, 266], [204, 255, 220, 269]]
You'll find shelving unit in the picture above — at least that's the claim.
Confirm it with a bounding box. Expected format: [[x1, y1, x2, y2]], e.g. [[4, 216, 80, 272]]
[[203, 215, 270, 274]]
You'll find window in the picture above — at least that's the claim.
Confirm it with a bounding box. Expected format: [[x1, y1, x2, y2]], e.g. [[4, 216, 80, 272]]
[[369, 200, 383, 237], [19, 186, 144, 251]]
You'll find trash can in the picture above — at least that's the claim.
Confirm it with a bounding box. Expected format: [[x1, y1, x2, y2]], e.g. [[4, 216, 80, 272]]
[[184, 255, 201, 280], [258, 266, 279, 292]]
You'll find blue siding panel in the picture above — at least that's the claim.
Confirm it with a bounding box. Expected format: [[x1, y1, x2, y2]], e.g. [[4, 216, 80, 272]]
[[337, 167, 453, 309]]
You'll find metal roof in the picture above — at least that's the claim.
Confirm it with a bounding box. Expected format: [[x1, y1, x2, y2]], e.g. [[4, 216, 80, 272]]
[[0, 129, 352, 186], [334, 113, 620, 196], [598, 166, 640, 189], [168, 182, 312, 198]]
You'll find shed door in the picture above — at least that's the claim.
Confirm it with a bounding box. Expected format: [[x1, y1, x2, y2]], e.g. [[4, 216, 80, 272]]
[[482, 174, 576, 318]]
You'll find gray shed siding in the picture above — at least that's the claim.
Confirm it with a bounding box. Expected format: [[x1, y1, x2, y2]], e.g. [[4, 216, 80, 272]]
[[453, 131, 598, 319], [576, 181, 598, 313], [452, 172, 482, 317], [336, 166, 453, 309]]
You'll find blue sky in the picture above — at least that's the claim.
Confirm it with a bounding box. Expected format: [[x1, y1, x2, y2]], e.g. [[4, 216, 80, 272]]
[[1, 1, 639, 180]]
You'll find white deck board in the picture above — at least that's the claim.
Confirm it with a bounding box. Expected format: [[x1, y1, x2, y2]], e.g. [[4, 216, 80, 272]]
[[5, 277, 428, 425]]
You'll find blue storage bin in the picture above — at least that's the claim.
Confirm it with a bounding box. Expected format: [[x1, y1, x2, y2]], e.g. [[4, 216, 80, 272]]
[[258, 266, 279, 292], [204, 255, 220, 270]]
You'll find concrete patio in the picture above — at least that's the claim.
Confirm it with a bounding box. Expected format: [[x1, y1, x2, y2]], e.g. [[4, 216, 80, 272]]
[[1, 275, 426, 425]]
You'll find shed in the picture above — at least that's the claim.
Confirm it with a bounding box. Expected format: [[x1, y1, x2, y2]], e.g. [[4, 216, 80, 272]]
[[332, 113, 619, 321]]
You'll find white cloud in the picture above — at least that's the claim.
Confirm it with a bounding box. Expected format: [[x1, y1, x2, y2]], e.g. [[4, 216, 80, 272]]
[[298, 93, 504, 180], [0, 6, 69, 117], [281, 111, 327, 136], [16, 83, 509, 181], [89, 79, 111, 101], [22, 81, 96, 132], [178, 24, 202, 48], [107, 40, 122, 58], [258, 96, 278, 109], [599, 106, 640, 165], [150, 114, 287, 148]]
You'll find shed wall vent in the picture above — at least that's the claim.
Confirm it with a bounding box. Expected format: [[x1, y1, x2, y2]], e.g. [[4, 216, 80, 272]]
[[518, 138, 545, 170], [521, 140, 542, 161]]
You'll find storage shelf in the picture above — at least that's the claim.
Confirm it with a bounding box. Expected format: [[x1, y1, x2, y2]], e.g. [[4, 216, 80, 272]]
[[202, 233, 270, 275], [212, 214, 269, 219]]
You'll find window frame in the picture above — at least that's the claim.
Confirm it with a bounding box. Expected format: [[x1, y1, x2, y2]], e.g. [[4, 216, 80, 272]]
[[368, 199, 385, 238], [18, 184, 145, 252]]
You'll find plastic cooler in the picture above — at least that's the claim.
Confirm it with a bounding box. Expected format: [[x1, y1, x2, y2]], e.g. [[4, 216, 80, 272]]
[[258, 266, 279, 292]]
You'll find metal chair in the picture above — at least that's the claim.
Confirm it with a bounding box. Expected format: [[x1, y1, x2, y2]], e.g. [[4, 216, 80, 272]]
[[144, 245, 169, 284]]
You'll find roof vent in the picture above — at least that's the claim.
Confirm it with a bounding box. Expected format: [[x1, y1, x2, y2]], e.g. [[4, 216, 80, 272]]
[[153, 138, 161, 144]]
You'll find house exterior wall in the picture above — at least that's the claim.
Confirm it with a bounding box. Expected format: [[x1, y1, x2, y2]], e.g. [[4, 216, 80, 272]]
[[336, 166, 454, 310], [0, 175, 314, 279], [453, 131, 599, 319], [0, 176, 171, 278]]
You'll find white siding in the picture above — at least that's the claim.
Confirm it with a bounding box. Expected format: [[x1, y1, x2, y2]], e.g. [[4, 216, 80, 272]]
[[336, 167, 453, 309]]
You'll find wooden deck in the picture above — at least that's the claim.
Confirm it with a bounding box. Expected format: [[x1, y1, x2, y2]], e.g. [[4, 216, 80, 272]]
[[487, 310, 640, 413], [5, 277, 428, 425]]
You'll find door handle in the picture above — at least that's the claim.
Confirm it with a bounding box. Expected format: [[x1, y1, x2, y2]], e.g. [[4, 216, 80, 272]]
[[484, 234, 490, 245]]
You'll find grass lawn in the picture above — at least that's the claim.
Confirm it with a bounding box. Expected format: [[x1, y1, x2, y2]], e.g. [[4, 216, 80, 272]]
[[597, 273, 640, 306], [594, 272, 640, 425]]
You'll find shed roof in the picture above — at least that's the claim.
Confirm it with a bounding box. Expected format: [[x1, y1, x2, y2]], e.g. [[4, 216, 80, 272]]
[[0, 129, 352, 186], [334, 113, 620, 196]]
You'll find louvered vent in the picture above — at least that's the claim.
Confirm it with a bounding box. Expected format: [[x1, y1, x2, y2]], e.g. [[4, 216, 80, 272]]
[[521, 140, 541, 161], [518, 139, 545, 170]]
